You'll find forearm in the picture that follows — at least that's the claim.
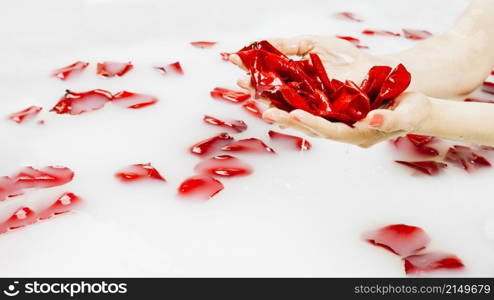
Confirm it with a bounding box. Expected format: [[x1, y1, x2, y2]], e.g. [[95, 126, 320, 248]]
[[414, 97, 494, 146], [390, 0, 494, 98]]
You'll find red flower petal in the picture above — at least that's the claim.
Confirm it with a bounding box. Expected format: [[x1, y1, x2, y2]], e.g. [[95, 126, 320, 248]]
[[362, 30, 400, 37], [220, 52, 231, 61], [115, 163, 166, 182], [402, 29, 433, 40], [190, 133, 234, 157], [210, 87, 250, 104], [177, 175, 224, 200], [203, 115, 247, 133], [335, 12, 363, 22], [268, 130, 312, 151], [361, 66, 392, 102], [155, 61, 184, 75], [444, 145, 491, 172], [222, 138, 276, 154], [482, 81, 494, 95], [392, 134, 439, 157], [364, 224, 431, 257], [38, 192, 81, 220], [403, 252, 464, 275], [0, 207, 37, 234], [190, 41, 216, 49], [52, 61, 89, 80], [8, 106, 42, 124], [395, 160, 447, 176], [242, 101, 268, 120], [373, 64, 411, 109], [112, 91, 158, 109], [50, 89, 112, 115], [336, 36, 369, 49], [14, 166, 74, 190], [0, 192, 82, 234], [194, 155, 252, 177], [97, 61, 133, 77], [464, 98, 494, 104]]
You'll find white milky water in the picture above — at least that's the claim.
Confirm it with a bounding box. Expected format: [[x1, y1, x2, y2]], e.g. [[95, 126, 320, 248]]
[[1, 0, 493, 276]]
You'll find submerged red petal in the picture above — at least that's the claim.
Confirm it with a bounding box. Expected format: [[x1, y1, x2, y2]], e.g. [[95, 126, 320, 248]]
[[404, 252, 464, 275], [115, 163, 166, 182], [50, 89, 112, 115], [445, 145, 491, 171], [335, 12, 363, 22], [155, 62, 184, 75], [402, 29, 433, 40], [336, 36, 369, 49], [464, 98, 494, 104], [395, 160, 447, 175], [268, 130, 311, 151], [112, 91, 158, 109], [482, 81, 494, 95], [190, 133, 234, 157], [190, 41, 216, 49], [362, 30, 400, 37], [177, 175, 224, 200], [392, 134, 440, 157], [0, 192, 82, 234], [242, 101, 267, 120], [222, 138, 276, 154], [38, 192, 82, 220], [203, 115, 247, 133], [52, 61, 89, 80], [194, 155, 252, 177], [364, 224, 431, 257], [8, 106, 42, 124], [210, 87, 250, 103], [0, 166, 74, 201], [97, 61, 133, 77]]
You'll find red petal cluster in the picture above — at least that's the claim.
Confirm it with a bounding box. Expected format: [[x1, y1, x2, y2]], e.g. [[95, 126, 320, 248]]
[[365, 224, 464, 275], [235, 40, 411, 125], [445, 145, 491, 171], [0, 192, 81, 234], [392, 134, 439, 157]]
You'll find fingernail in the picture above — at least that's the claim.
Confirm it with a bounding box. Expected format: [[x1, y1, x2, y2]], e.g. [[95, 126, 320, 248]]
[[291, 116, 301, 122], [369, 114, 383, 127], [264, 116, 275, 123]]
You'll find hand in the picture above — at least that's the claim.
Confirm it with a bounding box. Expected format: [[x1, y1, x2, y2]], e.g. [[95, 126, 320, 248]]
[[229, 36, 430, 147], [263, 92, 431, 148]]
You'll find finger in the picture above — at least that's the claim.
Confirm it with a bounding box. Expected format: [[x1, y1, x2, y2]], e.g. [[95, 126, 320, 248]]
[[263, 108, 319, 137], [228, 54, 246, 70], [267, 36, 320, 56], [237, 76, 253, 92], [362, 109, 410, 132]]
